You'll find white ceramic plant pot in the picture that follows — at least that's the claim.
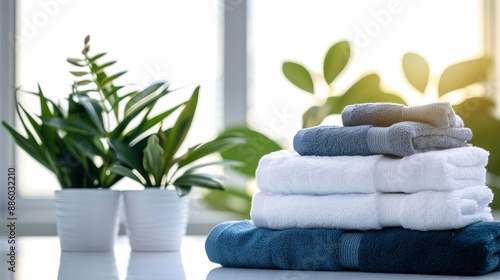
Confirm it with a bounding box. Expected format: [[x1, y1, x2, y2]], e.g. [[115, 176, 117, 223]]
[[55, 189, 121, 251], [123, 189, 189, 251]]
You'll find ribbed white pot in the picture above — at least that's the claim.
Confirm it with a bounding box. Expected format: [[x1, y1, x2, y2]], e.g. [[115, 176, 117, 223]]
[[123, 189, 189, 251], [55, 189, 121, 251]]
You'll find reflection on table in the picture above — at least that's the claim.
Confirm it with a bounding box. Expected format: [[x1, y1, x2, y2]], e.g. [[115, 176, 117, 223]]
[[206, 267, 500, 280]]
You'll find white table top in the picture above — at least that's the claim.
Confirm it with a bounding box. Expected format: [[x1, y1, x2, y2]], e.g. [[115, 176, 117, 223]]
[[2, 236, 500, 280]]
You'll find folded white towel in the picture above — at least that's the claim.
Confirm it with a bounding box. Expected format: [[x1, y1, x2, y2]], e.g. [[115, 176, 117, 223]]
[[256, 147, 488, 194], [251, 187, 493, 231]]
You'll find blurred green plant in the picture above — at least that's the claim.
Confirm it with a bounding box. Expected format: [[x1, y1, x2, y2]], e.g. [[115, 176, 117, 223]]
[[108, 91, 247, 196], [283, 41, 406, 127]]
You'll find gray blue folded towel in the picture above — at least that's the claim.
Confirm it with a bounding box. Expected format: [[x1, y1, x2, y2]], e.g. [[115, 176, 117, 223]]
[[205, 220, 500, 275], [293, 122, 472, 157], [341, 102, 464, 128]]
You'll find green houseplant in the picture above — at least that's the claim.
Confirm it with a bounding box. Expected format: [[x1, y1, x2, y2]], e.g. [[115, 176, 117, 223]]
[[107, 87, 244, 251], [3, 35, 242, 251], [37, 36, 244, 251]]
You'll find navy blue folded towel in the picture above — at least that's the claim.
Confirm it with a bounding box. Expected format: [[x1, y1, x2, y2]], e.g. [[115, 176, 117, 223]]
[[293, 122, 472, 157], [205, 220, 500, 275]]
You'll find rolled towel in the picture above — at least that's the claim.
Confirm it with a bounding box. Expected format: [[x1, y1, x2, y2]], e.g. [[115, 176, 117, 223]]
[[341, 102, 464, 128], [293, 122, 472, 157], [251, 187, 493, 231], [205, 220, 500, 275], [256, 147, 488, 194]]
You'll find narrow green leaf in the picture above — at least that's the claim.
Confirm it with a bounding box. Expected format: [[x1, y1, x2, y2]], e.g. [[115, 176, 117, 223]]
[[174, 173, 223, 190], [125, 82, 168, 112], [77, 80, 93, 86], [37, 85, 59, 166], [70, 71, 88, 77], [67, 58, 85, 67], [177, 135, 246, 168], [93, 61, 116, 74], [88, 52, 106, 64], [80, 99, 105, 135], [64, 133, 105, 159], [2, 121, 51, 171], [124, 103, 183, 142], [165, 87, 199, 158], [109, 165, 146, 185], [438, 57, 492, 97], [402, 53, 429, 94], [100, 71, 127, 87], [110, 87, 172, 138], [42, 117, 99, 135], [323, 41, 350, 84], [282, 62, 315, 93], [143, 135, 165, 186]]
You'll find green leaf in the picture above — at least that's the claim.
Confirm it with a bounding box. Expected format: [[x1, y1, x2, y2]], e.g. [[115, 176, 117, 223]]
[[323, 41, 350, 84], [125, 82, 167, 112], [218, 127, 283, 177], [42, 117, 99, 135], [109, 165, 145, 185], [110, 87, 172, 138], [80, 98, 105, 135], [438, 57, 492, 97], [67, 58, 85, 67], [64, 133, 105, 159], [177, 135, 246, 168], [100, 71, 127, 87], [70, 71, 88, 77], [174, 173, 223, 191], [92, 61, 116, 74], [77, 80, 93, 86], [282, 62, 315, 94], [124, 103, 183, 142], [88, 52, 106, 64], [402, 53, 429, 94], [2, 121, 51, 171], [84, 35, 90, 44], [108, 138, 143, 170], [164, 86, 199, 159], [36, 86, 59, 166], [143, 135, 165, 186]]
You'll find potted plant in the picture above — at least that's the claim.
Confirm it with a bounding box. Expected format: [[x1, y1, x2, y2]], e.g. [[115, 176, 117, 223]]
[[2, 36, 192, 251], [2, 84, 124, 251], [108, 85, 245, 251]]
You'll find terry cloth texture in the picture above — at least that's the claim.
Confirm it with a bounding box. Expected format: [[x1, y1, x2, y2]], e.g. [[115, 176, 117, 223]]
[[205, 220, 500, 275], [250, 187, 493, 231], [256, 147, 488, 194], [341, 102, 464, 128], [293, 122, 472, 157]]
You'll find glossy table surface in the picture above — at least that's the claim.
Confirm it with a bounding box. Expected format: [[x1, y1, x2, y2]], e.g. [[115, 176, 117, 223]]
[[2, 236, 500, 280]]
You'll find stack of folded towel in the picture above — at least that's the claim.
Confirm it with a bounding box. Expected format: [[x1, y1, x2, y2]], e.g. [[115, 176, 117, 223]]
[[206, 102, 500, 275]]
